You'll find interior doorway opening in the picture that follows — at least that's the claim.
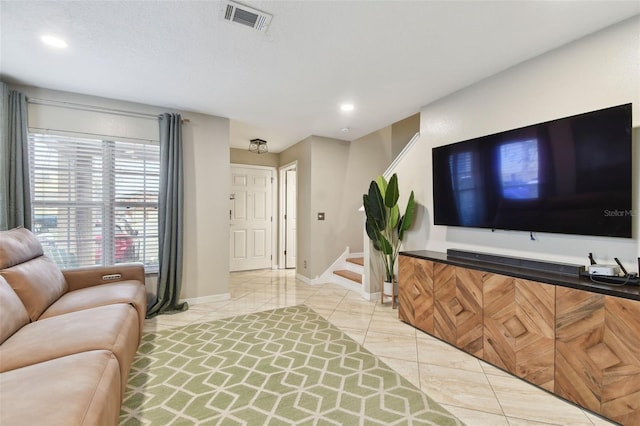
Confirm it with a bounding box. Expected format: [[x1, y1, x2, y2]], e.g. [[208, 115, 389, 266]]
[[279, 162, 297, 269]]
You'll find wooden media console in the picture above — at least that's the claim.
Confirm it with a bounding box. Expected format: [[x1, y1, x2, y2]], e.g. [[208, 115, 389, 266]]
[[398, 250, 640, 425]]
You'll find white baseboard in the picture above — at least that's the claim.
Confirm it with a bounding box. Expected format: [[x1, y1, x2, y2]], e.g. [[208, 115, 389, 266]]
[[180, 293, 231, 306], [295, 273, 310, 284], [317, 247, 350, 284], [296, 273, 321, 285], [364, 291, 380, 302]]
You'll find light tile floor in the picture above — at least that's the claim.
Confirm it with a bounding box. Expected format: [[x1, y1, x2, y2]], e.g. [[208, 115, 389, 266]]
[[143, 269, 618, 426]]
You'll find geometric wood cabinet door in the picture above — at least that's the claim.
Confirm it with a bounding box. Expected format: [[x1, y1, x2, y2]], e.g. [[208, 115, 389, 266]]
[[556, 287, 606, 414], [483, 273, 555, 392], [398, 255, 434, 334], [433, 263, 484, 357], [600, 295, 640, 425], [556, 287, 640, 424]]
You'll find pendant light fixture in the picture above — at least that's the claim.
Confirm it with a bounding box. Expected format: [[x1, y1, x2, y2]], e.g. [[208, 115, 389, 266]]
[[248, 138, 268, 154]]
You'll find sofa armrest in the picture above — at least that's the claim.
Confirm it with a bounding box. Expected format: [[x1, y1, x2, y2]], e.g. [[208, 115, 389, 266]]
[[62, 263, 145, 292]]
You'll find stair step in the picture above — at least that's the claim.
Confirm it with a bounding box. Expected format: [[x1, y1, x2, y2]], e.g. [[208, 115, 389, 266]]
[[333, 269, 362, 284], [346, 257, 364, 267]]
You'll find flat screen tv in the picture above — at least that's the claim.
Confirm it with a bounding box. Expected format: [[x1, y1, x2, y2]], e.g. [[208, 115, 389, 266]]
[[432, 103, 633, 238]]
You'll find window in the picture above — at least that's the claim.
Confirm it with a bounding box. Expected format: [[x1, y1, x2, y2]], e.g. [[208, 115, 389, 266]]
[[499, 139, 539, 200], [448, 150, 485, 226], [28, 133, 159, 270]]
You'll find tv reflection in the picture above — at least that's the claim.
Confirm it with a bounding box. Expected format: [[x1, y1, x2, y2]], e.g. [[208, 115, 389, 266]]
[[448, 150, 484, 226], [448, 138, 540, 226], [499, 139, 539, 200]]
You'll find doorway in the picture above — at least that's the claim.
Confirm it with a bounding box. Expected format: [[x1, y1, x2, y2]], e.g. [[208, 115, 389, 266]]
[[229, 164, 275, 271], [279, 162, 297, 269]]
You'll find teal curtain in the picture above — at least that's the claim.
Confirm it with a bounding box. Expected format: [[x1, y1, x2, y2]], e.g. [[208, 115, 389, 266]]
[[0, 82, 31, 231], [147, 113, 188, 317]]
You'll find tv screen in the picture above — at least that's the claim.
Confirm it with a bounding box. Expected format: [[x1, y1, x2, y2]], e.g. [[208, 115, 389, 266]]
[[432, 103, 633, 238]]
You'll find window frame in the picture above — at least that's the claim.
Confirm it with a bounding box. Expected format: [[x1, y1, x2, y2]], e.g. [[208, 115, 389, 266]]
[[28, 131, 160, 272]]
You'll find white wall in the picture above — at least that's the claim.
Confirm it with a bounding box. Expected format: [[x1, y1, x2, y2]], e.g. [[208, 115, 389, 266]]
[[396, 16, 640, 272], [391, 113, 420, 159], [229, 147, 279, 168], [341, 126, 394, 255], [280, 129, 399, 281], [181, 111, 230, 302], [279, 137, 312, 275], [13, 85, 231, 302], [309, 136, 350, 279]]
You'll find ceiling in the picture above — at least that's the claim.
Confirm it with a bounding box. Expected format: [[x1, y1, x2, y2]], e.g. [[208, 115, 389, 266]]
[[1, 1, 638, 153]]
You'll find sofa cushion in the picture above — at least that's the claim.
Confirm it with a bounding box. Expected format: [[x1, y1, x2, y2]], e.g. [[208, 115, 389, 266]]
[[63, 263, 146, 292], [0, 227, 44, 269], [40, 280, 146, 335], [0, 350, 121, 426], [0, 303, 139, 394], [0, 276, 30, 344], [1, 255, 68, 321]]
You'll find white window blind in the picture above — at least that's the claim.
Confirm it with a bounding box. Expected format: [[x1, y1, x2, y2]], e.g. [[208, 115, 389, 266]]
[[28, 133, 159, 270]]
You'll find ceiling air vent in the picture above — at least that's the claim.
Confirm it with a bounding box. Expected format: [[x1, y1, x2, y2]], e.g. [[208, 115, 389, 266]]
[[223, 1, 272, 32]]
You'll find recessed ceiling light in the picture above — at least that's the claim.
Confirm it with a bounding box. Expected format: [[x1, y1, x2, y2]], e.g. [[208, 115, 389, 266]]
[[340, 103, 354, 112], [341, 127, 350, 133], [41, 35, 68, 49]]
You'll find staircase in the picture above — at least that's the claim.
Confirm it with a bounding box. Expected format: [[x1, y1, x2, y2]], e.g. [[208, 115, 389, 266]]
[[332, 256, 364, 292]]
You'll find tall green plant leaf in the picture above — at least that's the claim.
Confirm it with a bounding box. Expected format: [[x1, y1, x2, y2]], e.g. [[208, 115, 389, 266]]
[[363, 195, 380, 248], [363, 174, 415, 282], [389, 204, 400, 229], [375, 176, 388, 199], [365, 181, 386, 229], [363, 193, 371, 218], [378, 234, 393, 255], [385, 174, 400, 208], [398, 191, 416, 240], [365, 220, 382, 251]]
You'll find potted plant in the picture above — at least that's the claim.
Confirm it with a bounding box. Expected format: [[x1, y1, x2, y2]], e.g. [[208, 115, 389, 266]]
[[363, 173, 415, 305]]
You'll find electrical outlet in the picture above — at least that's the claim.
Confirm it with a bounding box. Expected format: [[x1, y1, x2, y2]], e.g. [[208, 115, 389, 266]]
[[304, 260, 307, 269]]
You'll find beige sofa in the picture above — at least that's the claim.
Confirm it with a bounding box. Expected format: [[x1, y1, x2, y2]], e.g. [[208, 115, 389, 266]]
[[0, 227, 146, 425]]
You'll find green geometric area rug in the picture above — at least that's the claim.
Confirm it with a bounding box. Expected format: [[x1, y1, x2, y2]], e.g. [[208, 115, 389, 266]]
[[120, 305, 464, 425]]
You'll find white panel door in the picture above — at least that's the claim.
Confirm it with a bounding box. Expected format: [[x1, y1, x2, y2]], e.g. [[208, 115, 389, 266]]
[[230, 166, 273, 271], [285, 169, 297, 269]]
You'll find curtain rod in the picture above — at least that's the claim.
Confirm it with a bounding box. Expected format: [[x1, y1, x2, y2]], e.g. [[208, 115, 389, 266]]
[[26, 97, 190, 123]]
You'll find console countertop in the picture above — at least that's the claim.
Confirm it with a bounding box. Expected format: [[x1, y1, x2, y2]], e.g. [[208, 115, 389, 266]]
[[401, 250, 640, 301]]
